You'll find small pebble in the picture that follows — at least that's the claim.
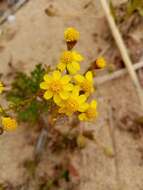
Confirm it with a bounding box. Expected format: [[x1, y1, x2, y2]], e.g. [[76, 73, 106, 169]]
[[7, 15, 16, 23]]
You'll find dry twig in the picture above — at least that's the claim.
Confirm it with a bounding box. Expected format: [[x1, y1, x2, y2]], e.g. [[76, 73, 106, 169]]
[[95, 61, 143, 85], [0, 0, 28, 25], [99, 0, 143, 107]]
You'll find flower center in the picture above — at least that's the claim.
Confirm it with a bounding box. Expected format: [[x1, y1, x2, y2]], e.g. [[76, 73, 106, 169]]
[[64, 28, 79, 42], [49, 80, 63, 93], [67, 98, 79, 112], [86, 108, 96, 119], [61, 51, 73, 64]]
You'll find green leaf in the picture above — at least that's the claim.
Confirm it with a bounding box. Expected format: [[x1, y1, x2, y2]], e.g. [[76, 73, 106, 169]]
[[18, 100, 49, 123], [61, 170, 70, 182], [30, 64, 46, 93], [6, 93, 23, 104], [5, 64, 51, 124], [7, 64, 46, 102]]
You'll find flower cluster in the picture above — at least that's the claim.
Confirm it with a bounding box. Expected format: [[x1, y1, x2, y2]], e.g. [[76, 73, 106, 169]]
[[40, 27, 106, 121], [96, 57, 106, 69], [0, 27, 106, 133], [64, 27, 80, 42], [0, 81, 18, 132], [1, 117, 17, 131]]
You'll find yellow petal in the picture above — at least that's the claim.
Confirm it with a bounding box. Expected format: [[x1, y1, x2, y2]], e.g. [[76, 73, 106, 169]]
[[78, 95, 87, 104], [85, 71, 93, 82], [44, 74, 51, 82], [60, 108, 72, 116], [57, 62, 66, 72], [78, 113, 87, 121], [64, 83, 73, 91], [67, 62, 80, 74], [59, 91, 69, 100], [53, 70, 61, 80], [0, 82, 4, 94], [40, 82, 49, 90], [43, 91, 53, 100], [73, 51, 84, 61], [74, 74, 84, 83], [78, 103, 89, 112], [91, 100, 97, 109], [71, 86, 80, 96], [0, 87, 4, 94], [53, 94, 63, 106], [61, 75, 71, 84]]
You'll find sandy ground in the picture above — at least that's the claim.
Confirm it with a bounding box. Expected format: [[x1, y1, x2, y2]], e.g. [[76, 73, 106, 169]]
[[0, 0, 143, 189]]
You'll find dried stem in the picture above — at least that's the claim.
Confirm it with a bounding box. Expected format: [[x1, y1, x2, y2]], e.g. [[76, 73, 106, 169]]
[[99, 0, 143, 107], [94, 61, 143, 85], [34, 127, 48, 161], [34, 115, 52, 161], [0, 0, 28, 25]]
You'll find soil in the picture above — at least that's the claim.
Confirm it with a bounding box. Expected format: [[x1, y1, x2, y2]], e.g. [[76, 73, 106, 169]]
[[0, 0, 143, 189]]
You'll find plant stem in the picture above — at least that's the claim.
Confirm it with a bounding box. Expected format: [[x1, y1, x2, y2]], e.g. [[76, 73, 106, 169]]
[[34, 114, 53, 162], [99, 0, 143, 107], [94, 61, 143, 85]]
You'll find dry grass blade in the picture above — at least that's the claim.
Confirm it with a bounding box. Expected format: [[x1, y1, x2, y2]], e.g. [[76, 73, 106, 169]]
[[95, 61, 143, 85], [99, 0, 143, 107]]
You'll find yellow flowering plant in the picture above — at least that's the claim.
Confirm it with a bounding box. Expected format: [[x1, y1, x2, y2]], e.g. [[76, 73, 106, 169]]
[[0, 27, 106, 136], [0, 27, 107, 189]]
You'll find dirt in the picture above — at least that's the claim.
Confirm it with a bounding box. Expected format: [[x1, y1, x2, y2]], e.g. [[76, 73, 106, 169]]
[[0, 0, 143, 189]]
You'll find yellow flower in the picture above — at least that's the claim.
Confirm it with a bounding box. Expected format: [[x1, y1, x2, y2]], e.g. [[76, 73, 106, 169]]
[[64, 27, 80, 42], [58, 86, 88, 116], [0, 82, 4, 94], [2, 117, 17, 131], [40, 70, 73, 105], [79, 100, 97, 121], [74, 71, 94, 96], [96, 57, 106, 68], [57, 51, 83, 74]]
